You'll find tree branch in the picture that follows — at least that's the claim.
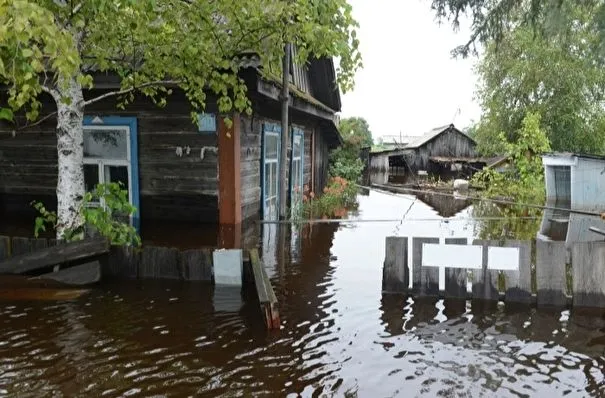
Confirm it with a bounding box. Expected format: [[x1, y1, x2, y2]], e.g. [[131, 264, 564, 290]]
[[82, 80, 181, 107], [41, 85, 61, 102], [17, 111, 58, 131]]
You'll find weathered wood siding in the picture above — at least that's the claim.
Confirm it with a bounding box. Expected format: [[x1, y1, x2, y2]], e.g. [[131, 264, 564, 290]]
[[407, 129, 477, 171], [313, 128, 330, 194], [369, 153, 390, 173], [240, 115, 262, 223], [0, 90, 219, 222]]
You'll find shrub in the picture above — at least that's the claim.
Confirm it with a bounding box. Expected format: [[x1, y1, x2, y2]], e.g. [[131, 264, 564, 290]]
[[298, 177, 357, 220], [32, 182, 141, 246]]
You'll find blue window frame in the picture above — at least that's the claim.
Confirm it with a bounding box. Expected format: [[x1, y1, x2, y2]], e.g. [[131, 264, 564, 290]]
[[83, 116, 140, 231], [261, 123, 281, 221]]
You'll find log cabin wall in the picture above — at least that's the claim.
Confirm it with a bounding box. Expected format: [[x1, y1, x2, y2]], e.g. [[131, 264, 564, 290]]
[[0, 90, 220, 225], [240, 98, 326, 223]]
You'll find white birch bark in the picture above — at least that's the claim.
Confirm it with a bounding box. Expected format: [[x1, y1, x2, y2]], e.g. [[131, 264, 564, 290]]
[[53, 76, 85, 239]]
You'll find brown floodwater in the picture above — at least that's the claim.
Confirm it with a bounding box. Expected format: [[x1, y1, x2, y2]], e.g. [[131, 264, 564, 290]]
[[1, 190, 605, 397]]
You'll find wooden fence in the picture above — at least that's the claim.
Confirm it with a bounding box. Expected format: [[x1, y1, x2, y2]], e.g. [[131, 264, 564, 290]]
[[384, 236, 605, 308], [0, 235, 214, 282]]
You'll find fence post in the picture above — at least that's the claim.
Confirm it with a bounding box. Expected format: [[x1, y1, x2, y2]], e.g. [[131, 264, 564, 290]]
[[383, 237, 408, 293]]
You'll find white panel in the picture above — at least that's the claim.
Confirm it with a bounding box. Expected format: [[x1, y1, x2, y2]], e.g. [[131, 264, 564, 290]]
[[487, 247, 519, 271], [213, 249, 243, 286], [422, 243, 482, 269]]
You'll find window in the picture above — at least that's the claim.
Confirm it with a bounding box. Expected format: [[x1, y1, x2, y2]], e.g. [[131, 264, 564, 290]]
[[262, 124, 281, 221], [290, 128, 304, 260], [83, 117, 139, 229], [262, 123, 281, 278]]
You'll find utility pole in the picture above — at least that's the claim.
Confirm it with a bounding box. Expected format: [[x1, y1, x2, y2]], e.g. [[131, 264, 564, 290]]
[[278, 42, 291, 220]]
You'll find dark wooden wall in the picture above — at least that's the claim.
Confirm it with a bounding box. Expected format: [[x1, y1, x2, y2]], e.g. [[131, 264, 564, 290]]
[[0, 90, 219, 224], [240, 115, 262, 223], [408, 129, 477, 171], [313, 129, 330, 194]]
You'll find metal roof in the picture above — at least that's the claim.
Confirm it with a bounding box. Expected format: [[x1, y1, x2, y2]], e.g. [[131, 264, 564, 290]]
[[542, 152, 605, 161]]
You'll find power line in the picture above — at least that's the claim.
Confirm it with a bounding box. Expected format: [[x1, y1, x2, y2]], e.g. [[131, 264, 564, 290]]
[[258, 216, 540, 225], [362, 183, 603, 218]]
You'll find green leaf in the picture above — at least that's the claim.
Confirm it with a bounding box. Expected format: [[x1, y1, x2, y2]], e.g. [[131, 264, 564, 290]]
[[0, 108, 13, 121]]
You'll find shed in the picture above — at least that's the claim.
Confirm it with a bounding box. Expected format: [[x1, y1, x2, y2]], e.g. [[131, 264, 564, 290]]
[[0, 48, 342, 248], [538, 152, 605, 247], [367, 124, 482, 179], [402, 124, 478, 172]]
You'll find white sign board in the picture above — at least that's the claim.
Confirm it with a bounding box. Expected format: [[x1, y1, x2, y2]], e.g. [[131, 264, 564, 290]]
[[213, 249, 243, 286], [422, 243, 482, 269], [487, 247, 519, 271]]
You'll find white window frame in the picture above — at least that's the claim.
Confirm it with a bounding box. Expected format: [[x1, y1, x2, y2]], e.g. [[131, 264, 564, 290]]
[[82, 125, 133, 217], [263, 130, 281, 220]]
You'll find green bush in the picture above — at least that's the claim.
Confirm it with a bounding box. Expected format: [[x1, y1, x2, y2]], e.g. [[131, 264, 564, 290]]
[[32, 182, 141, 246]]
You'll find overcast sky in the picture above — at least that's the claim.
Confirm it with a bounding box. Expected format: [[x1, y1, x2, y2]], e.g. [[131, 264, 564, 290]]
[[340, 0, 482, 139]]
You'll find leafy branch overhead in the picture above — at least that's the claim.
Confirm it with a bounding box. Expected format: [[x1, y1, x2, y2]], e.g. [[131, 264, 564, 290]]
[[464, 1, 605, 155], [0, 0, 362, 122], [429, 0, 605, 58]]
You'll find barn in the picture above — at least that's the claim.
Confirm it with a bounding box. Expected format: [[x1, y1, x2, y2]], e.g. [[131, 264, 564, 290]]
[[368, 124, 483, 179], [0, 52, 342, 248]]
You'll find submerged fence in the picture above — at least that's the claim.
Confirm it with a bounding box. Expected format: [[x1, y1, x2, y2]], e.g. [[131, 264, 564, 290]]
[[0, 235, 215, 282], [383, 236, 605, 308]]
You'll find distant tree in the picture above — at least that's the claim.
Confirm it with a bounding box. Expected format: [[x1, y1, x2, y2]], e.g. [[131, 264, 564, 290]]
[[339, 117, 373, 148], [471, 4, 605, 155], [0, 0, 361, 239], [428, 0, 603, 57]]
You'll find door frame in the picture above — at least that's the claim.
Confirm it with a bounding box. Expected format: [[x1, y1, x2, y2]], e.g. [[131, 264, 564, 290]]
[[261, 122, 281, 220], [83, 116, 140, 231]]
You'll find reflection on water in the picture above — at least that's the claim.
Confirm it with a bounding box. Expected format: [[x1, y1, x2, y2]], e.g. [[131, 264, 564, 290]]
[[0, 190, 604, 396]]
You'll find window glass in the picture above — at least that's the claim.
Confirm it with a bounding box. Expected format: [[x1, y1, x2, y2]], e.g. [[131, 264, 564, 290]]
[[84, 128, 128, 159], [266, 134, 279, 159], [105, 165, 129, 193]]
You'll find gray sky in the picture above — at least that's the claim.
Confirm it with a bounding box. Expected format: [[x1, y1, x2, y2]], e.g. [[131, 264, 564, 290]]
[[340, 0, 481, 139]]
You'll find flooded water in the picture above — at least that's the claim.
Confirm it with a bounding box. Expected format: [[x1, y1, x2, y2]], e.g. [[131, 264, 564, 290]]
[[1, 190, 605, 397]]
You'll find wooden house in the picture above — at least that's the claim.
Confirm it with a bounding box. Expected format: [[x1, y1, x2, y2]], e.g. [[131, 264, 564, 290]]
[[367, 124, 482, 179], [0, 52, 342, 246], [538, 152, 605, 247]]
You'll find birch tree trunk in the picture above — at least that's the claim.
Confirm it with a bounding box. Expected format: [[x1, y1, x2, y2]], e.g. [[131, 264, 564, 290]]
[[54, 76, 85, 239]]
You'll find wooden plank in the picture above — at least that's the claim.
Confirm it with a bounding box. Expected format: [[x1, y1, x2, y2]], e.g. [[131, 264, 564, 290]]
[[0, 237, 109, 274], [572, 241, 605, 308], [250, 248, 280, 329], [412, 237, 439, 296], [37, 261, 101, 286], [471, 240, 499, 301], [382, 237, 408, 293], [140, 246, 182, 280], [536, 240, 567, 307], [0, 236, 9, 261], [180, 249, 213, 281], [502, 240, 532, 304], [11, 237, 32, 256], [444, 238, 468, 298]]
